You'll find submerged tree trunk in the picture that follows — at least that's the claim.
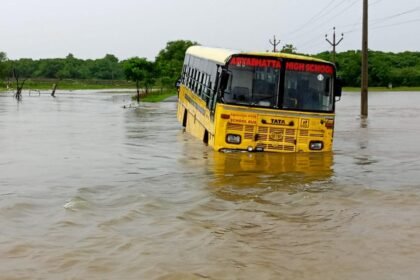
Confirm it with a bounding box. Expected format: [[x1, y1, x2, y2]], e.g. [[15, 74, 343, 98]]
[[13, 69, 26, 101], [15, 82, 25, 101], [51, 83, 58, 97], [136, 80, 140, 102]]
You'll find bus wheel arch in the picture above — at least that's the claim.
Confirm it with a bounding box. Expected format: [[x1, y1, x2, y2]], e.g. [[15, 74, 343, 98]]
[[182, 109, 188, 127], [203, 130, 209, 145]]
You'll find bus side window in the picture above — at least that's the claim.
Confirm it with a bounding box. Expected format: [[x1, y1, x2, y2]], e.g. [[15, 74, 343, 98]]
[[192, 69, 197, 91], [188, 69, 193, 89], [183, 65, 188, 84], [203, 74, 209, 102], [186, 66, 190, 85], [208, 81, 217, 111], [199, 72, 205, 98], [197, 72, 202, 97], [195, 71, 200, 95]]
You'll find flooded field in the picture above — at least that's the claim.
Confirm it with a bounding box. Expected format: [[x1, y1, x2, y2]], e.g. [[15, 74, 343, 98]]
[[1, 90, 420, 280]]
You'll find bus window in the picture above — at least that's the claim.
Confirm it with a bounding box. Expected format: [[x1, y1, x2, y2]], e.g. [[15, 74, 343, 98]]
[[224, 57, 281, 108], [283, 62, 334, 112]]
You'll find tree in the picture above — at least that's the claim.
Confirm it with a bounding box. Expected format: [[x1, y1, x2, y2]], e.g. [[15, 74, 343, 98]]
[[0, 52, 9, 85], [281, 44, 297, 54], [155, 40, 197, 88], [34, 59, 64, 79], [369, 52, 391, 87], [11, 59, 36, 100], [90, 54, 123, 80], [122, 57, 155, 102], [56, 53, 88, 79]]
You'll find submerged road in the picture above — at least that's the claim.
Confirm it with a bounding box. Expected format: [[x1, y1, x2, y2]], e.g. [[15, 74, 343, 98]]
[[1, 90, 420, 279]]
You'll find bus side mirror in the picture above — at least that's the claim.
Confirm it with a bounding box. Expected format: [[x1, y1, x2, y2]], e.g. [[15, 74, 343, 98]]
[[334, 78, 343, 101], [175, 78, 181, 89], [219, 69, 230, 92]]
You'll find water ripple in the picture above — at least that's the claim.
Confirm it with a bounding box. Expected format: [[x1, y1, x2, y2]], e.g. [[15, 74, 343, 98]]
[[1, 91, 420, 279]]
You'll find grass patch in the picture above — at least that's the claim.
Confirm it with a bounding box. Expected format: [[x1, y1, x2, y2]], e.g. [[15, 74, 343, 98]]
[[133, 89, 177, 102], [0, 79, 137, 91]]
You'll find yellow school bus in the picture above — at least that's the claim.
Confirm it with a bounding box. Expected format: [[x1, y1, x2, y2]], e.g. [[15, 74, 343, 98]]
[[176, 46, 342, 153]]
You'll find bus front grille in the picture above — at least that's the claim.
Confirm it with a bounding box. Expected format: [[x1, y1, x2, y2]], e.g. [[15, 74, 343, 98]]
[[259, 144, 296, 152], [258, 126, 297, 152], [226, 123, 255, 140], [227, 123, 244, 131], [225, 123, 301, 152]]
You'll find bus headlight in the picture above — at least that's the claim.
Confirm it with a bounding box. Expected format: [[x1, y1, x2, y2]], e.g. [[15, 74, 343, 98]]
[[309, 141, 324, 150], [255, 146, 264, 152], [226, 134, 241, 144]]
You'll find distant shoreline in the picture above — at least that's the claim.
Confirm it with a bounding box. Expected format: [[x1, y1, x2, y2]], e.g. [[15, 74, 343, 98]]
[[2, 80, 419, 93], [3, 86, 420, 92], [2, 85, 419, 104], [0, 87, 177, 102], [344, 87, 420, 92]]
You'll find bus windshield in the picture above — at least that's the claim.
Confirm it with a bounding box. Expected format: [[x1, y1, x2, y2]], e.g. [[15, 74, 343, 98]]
[[224, 57, 281, 108], [283, 61, 334, 112], [223, 57, 335, 113]]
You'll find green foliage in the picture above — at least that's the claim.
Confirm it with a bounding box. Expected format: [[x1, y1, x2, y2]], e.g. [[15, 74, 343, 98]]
[[1, 39, 195, 91], [155, 40, 197, 87], [122, 57, 155, 92], [281, 44, 297, 54], [0, 52, 6, 62], [13, 58, 36, 79], [3, 41, 420, 90], [0, 52, 9, 81], [89, 54, 124, 80], [315, 50, 420, 87]]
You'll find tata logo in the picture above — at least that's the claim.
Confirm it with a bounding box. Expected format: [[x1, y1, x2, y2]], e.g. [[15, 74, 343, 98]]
[[271, 119, 286, 126], [269, 132, 283, 141]]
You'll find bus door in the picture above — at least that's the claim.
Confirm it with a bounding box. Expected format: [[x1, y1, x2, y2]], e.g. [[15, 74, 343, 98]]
[[210, 65, 227, 118]]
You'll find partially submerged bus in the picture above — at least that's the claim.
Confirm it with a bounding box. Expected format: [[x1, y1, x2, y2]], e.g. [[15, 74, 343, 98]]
[[176, 46, 342, 153]]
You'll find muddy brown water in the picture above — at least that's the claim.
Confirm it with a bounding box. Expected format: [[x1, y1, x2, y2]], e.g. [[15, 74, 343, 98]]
[[1, 90, 420, 280]]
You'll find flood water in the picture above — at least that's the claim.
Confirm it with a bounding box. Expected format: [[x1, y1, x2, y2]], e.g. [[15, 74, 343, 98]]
[[1, 90, 420, 280]]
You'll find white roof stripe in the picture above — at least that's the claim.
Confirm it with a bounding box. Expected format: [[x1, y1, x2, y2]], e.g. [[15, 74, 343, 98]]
[[186, 46, 330, 65], [186, 46, 238, 64]]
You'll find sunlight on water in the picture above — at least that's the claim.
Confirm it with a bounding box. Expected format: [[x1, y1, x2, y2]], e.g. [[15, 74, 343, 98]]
[[1, 90, 420, 279]]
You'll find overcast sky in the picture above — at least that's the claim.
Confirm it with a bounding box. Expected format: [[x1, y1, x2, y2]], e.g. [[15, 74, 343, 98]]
[[1, 0, 419, 61]]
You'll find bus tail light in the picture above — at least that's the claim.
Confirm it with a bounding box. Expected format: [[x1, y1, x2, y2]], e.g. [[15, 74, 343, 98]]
[[309, 141, 324, 151], [226, 134, 241, 144]]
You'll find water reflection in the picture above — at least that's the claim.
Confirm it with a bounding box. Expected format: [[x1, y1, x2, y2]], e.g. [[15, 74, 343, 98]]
[[208, 152, 334, 202], [359, 116, 369, 128]]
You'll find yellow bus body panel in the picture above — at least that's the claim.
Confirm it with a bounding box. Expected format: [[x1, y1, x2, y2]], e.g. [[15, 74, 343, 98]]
[[177, 85, 335, 153]]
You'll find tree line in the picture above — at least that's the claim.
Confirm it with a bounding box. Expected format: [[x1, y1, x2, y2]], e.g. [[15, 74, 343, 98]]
[[316, 50, 420, 87], [1, 40, 420, 95], [0, 40, 196, 99]]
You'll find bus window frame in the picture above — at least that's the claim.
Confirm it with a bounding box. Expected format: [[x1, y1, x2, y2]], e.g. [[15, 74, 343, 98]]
[[223, 55, 282, 110], [180, 55, 221, 115], [220, 55, 337, 113], [282, 58, 336, 114]]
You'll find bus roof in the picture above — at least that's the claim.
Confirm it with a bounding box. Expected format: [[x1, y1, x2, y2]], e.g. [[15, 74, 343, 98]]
[[186, 46, 331, 65], [186, 46, 237, 64]]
